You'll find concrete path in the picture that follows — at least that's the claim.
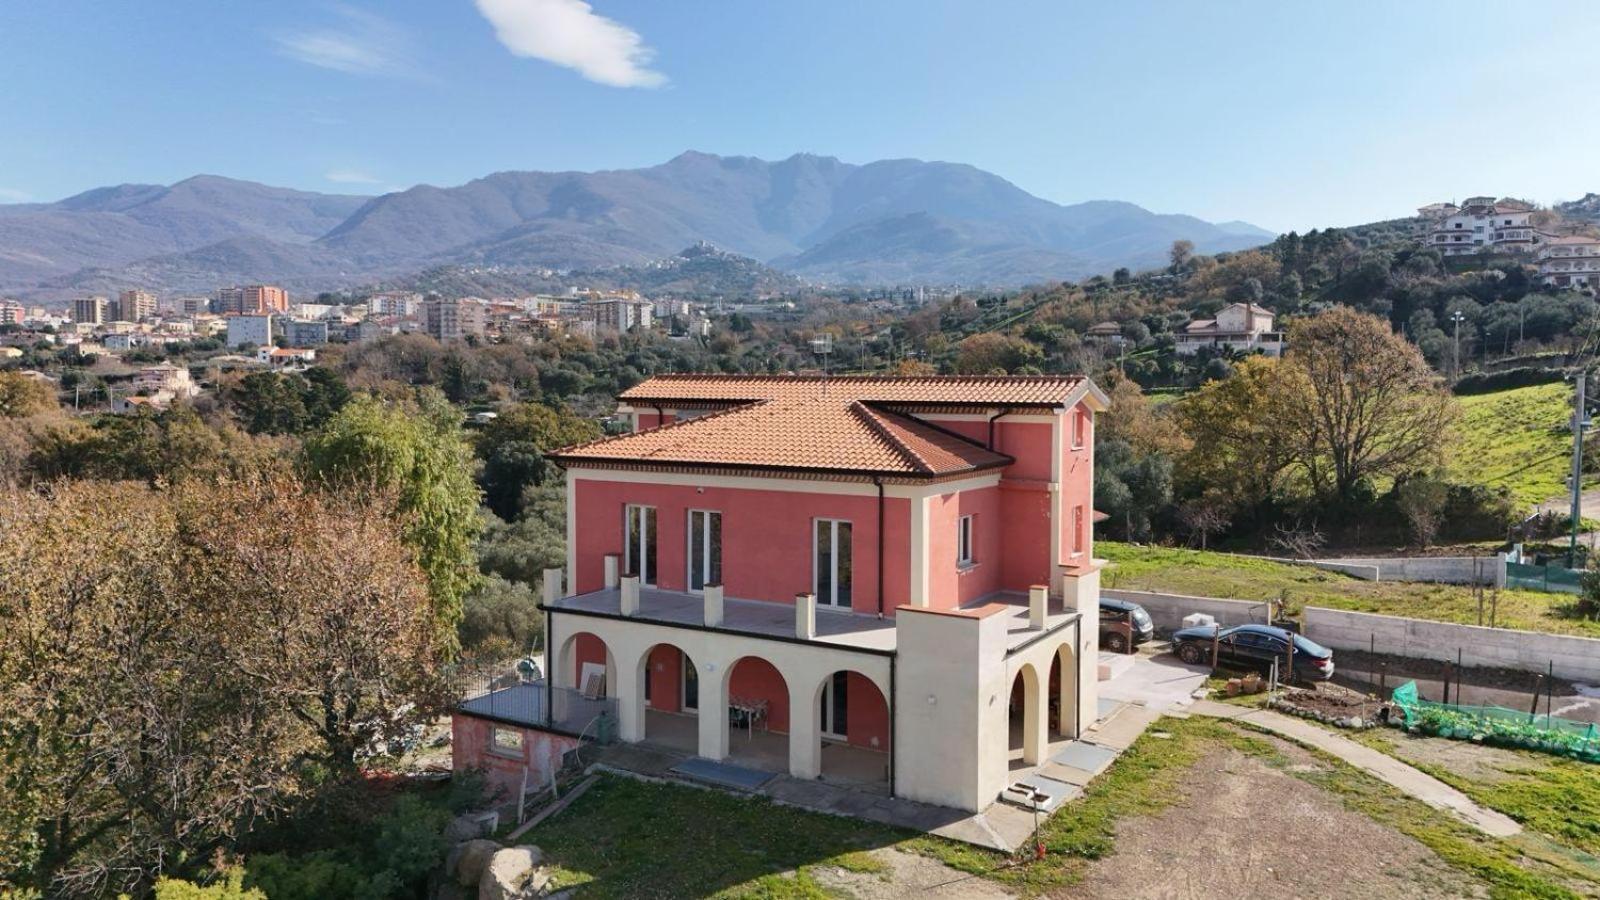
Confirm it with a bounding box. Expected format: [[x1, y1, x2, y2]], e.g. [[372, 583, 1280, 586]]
[[1099, 648, 1209, 713], [1191, 700, 1522, 837]]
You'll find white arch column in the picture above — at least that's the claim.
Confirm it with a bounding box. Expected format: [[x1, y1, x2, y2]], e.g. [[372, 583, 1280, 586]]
[[609, 633, 650, 744], [698, 656, 729, 760], [788, 676, 823, 780], [1055, 642, 1077, 737], [1020, 665, 1048, 766]]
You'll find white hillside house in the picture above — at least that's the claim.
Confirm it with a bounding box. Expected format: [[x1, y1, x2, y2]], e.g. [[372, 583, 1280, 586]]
[[1418, 196, 1541, 256], [1176, 303, 1283, 356], [1539, 235, 1600, 288]]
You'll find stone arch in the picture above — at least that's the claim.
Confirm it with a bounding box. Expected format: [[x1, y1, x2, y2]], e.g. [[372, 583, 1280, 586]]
[[722, 655, 791, 771], [1052, 639, 1079, 739], [635, 641, 699, 753], [555, 630, 614, 695], [1008, 661, 1045, 768], [811, 668, 891, 788]]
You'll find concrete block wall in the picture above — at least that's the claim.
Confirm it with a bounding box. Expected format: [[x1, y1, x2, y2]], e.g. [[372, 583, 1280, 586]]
[[1309, 556, 1504, 588], [1303, 606, 1600, 683], [1101, 588, 1272, 634]]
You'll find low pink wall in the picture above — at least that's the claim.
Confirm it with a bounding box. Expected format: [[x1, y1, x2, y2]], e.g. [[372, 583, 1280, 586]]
[[451, 714, 579, 800]]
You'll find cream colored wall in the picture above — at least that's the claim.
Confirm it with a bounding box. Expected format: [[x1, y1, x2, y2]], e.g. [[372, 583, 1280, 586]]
[[1061, 566, 1101, 735], [549, 607, 891, 782]]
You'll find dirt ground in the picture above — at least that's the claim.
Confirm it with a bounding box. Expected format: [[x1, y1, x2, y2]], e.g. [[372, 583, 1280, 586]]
[[810, 849, 1018, 899], [1059, 738, 1487, 900]]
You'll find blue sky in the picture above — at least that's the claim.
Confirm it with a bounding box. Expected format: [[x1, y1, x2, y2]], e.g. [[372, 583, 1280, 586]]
[[2, 1, 1597, 232]]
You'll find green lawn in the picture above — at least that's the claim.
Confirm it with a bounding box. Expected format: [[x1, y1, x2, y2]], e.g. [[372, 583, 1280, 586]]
[[1099, 541, 1600, 638], [1450, 382, 1576, 507], [526, 718, 1593, 898]]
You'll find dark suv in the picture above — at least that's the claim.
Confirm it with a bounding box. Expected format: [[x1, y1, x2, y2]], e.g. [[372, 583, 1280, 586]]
[[1098, 597, 1154, 653]]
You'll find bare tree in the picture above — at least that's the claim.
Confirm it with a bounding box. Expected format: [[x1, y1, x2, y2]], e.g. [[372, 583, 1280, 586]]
[[1269, 520, 1327, 560], [1178, 496, 1232, 550]]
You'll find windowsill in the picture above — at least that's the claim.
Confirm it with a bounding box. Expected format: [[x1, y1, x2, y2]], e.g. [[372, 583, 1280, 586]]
[[487, 745, 524, 760], [956, 561, 980, 574]]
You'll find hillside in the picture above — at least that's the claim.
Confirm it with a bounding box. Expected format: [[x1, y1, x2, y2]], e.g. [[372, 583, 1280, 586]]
[[0, 152, 1270, 298], [1449, 382, 1576, 507]]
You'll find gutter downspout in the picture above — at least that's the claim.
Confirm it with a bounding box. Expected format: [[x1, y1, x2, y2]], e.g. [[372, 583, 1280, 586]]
[[986, 408, 1010, 451], [888, 653, 897, 798], [651, 404, 666, 429], [544, 605, 555, 729], [875, 476, 886, 618], [1072, 615, 1083, 740]]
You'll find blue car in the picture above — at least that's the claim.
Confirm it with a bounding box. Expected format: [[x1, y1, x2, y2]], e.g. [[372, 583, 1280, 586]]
[[1169, 623, 1334, 681]]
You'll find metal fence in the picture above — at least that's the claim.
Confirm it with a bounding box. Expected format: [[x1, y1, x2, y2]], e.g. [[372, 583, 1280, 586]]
[[453, 671, 618, 740], [1505, 561, 1585, 595]]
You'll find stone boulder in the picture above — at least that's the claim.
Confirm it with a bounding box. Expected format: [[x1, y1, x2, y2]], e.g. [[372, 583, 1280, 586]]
[[445, 811, 499, 843], [449, 839, 501, 888], [479, 845, 548, 900]]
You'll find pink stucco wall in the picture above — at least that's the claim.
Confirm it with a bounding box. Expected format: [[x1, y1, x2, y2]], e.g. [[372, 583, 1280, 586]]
[[571, 477, 911, 615], [925, 486, 1003, 609], [451, 714, 579, 800], [1059, 403, 1094, 564]]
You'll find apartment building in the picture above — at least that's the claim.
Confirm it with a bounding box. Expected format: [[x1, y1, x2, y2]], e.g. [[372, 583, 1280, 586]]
[[72, 296, 108, 326], [1418, 196, 1541, 256], [225, 314, 273, 349], [214, 285, 289, 315], [424, 298, 487, 341], [116, 289, 157, 322], [590, 296, 654, 332], [1539, 235, 1600, 288]]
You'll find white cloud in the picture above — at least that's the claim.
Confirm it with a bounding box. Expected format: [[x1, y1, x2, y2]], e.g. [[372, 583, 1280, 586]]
[[475, 0, 665, 88], [274, 7, 412, 76], [325, 169, 382, 185], [0, 187, 31, 203]]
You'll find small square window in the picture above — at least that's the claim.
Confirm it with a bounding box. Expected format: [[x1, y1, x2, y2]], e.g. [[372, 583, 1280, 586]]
[[491, 727, 524, 756], [957, 515, 975, 567]]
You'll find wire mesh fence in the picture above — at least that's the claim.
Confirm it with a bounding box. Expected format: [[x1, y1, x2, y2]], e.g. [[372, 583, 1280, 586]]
[[1390, 680, 1600, 762]]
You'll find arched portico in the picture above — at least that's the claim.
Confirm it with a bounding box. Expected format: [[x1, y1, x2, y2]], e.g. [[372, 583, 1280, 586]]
[[812, 669, 891, 788]]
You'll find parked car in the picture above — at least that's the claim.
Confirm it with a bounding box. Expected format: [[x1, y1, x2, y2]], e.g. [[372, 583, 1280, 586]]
[[1169, 623, 1335, 681], [1098, 597, 1154, 653]]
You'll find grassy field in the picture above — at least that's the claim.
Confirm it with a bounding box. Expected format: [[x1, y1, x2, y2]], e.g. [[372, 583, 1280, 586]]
[[1450, 382, 1575, 507], [1099, 541, 1600, 638]]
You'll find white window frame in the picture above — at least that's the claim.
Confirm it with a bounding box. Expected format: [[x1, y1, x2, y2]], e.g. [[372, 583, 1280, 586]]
[[1070, 409, 1085, 449], [624, 504, 656, 586], [686, 509, 721, 593], [957, 514, 976, 567], [812, 518, 853, 608]]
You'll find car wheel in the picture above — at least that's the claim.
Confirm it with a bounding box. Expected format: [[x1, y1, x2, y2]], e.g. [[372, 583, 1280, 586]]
[[1177, 642, 1204, 665], [1106, 633, 1128, 654]]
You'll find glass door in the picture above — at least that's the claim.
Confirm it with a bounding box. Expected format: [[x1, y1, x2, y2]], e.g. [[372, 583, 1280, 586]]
[[624, 504, 657, 585], [814, 519, 853, 607], [687, 510, 722, 591], [820, 671, 848, 739]]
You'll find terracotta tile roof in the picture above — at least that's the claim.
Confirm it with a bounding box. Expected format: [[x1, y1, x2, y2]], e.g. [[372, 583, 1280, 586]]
[[551, 393, 1013, 478], [618, 373, 1087, 408]]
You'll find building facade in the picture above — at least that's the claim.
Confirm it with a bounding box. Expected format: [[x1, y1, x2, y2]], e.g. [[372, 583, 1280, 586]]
[[286, 319, 330, 347], [589, 296, 654, 332], [454, 374, 1109, 812], [1176, 302, 1283, 356], [1418, 196, 1541, 256], [225, 314, 273, 349], [425, 298, 487, 341], [1539, 235, 1600, 288], [116, 290, 157, 322], [214, 285, 289, 315], [72, 296, 108, 326]]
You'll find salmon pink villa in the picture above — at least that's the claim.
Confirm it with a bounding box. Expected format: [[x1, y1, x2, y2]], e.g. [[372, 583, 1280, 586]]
[[454, 373, 1109, 813]]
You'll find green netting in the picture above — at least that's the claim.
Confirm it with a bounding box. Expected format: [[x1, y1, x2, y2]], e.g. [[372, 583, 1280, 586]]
[[1389, 680, 1600, 763], [1505, 561, 1585, 595]]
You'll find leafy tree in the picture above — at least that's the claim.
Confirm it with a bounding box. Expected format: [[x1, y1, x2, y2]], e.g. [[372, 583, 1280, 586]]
[[1169, 239, 1195, 272], [0, 371, 55, 418], [1093, 439, 1173, 540], [230, 372, 309, 435], [1280, 308, 1455, 504], [302, 391, 483, 656], [476, 403, 599, 520], [1174, 356, 1297, 511]]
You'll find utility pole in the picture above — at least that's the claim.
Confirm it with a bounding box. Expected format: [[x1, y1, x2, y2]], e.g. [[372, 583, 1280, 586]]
[[1451, 310, 1467, 381], [1570, 371, 1588, 568]]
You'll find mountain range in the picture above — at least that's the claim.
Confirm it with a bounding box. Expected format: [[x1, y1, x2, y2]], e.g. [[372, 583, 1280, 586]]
[[0, 152, 1274, 299]]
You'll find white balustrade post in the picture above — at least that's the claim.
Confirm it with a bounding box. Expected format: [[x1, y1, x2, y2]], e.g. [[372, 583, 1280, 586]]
[[704, 583, 724, 627], [1029, 584, 1048, 630], [603, 554, 620, 589], [795, 592, 816, 640], [620, 575, 640, 616]]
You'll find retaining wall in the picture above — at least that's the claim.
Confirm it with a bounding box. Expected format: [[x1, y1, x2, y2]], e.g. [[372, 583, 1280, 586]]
[[1309, 556, 1505, 588], [1101, 588, 1272, 634], [1302, 606, 1600, 683]]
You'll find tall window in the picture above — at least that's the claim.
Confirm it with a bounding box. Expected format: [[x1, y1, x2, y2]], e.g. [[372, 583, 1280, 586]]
[[1072, 505, 1085, 556], [957, 515, 975, 567], [624, 505, 657, 585], [814, 519, 853, 607], [1071, 410, 1085, 449], [820, 671, 849, 739], [687, 510, 722, 591]]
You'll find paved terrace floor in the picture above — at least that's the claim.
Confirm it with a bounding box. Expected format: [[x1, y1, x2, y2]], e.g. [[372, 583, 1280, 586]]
[[548, 586, 1082, 653]]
